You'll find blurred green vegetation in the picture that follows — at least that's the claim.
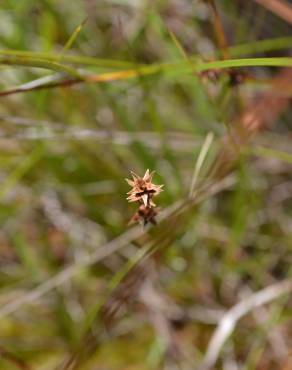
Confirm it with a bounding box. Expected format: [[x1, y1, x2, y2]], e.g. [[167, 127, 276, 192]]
[[0, 1, 291, 369]]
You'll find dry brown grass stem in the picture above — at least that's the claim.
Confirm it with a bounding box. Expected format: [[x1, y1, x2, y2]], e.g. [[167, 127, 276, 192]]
[[254, 0, 292, 25], [200, 279, 292, 370]]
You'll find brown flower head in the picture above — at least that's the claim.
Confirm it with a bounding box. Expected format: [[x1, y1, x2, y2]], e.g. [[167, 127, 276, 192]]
[[126, 169, 163, 207], [129, 204, 160, 226]]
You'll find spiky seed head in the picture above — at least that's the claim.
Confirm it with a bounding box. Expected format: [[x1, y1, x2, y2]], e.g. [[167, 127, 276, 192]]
[[125, 169, 163, 207]]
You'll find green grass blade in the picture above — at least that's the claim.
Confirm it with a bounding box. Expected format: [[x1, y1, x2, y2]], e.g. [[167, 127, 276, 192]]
[[0, 146, 44, 201], [0, 55, 83, 78], [251, 146, 292, 164]]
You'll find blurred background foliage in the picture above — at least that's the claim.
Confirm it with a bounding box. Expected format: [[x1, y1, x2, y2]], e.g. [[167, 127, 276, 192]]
[[0, 0, 291, 369]]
